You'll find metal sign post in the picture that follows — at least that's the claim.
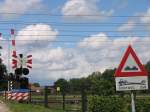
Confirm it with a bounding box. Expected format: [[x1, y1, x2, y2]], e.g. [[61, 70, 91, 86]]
[[131, 92, 136, 112]]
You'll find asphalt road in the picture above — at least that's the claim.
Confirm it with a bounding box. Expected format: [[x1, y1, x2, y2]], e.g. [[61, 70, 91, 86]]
[[0, 101, 10, 112]]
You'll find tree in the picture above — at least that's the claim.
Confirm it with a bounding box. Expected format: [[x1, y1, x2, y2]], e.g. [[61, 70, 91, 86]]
[[54, 78, 70, 95], [145, 61, 150, 74], [86, 70, 116, 95], [69, 78, 82, 93], [0, 59, 7, 80], [69, 78, 92, 94], [33, 83, 40, 87], [53, 60, 150, 95], [0, 59, 8, 90]]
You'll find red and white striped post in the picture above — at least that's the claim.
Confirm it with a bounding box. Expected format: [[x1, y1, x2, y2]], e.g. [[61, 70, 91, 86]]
[[11, 29, 17, 69]]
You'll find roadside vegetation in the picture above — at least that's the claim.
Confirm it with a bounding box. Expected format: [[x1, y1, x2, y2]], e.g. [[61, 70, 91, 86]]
[[7, 102, 64, 112]]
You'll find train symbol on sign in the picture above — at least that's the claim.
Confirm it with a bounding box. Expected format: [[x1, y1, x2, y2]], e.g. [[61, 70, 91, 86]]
[[119, 79, 146, 86], [125, 66, 138, 71]]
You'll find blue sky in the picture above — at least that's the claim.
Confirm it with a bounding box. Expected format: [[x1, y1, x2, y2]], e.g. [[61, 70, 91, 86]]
[[0, 0, 150, 85]]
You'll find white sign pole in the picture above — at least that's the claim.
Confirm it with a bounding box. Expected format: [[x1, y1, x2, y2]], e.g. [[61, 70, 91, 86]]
[[131, 92, 136, 112]]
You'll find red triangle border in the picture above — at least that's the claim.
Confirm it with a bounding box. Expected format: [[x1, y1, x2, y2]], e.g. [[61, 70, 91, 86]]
[[115, 45, 148, 77]]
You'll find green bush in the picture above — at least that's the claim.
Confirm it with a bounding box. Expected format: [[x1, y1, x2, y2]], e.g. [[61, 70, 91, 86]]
[[136, 99, 150, 112], [88, 96, 129, 112]]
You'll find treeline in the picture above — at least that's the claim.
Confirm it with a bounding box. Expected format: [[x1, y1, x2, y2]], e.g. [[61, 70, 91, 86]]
[[54, 61, 150, 95]]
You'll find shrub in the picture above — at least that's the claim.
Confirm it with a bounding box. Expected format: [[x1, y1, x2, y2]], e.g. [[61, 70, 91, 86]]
[[136, 99, 150, 112], [88, 96, 128, 112]]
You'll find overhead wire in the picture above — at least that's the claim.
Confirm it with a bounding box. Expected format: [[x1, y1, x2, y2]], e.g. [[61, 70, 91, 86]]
[[0, 29, 150, 33], [0, 34, 149, 37], [0, 12, 149, 17], [0, 22, 148, 26]]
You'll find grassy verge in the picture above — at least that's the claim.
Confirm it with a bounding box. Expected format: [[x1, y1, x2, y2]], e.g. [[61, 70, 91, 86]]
[[7, 102, 64, 112]]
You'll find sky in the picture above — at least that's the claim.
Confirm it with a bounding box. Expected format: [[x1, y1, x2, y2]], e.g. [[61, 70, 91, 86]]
[[0, 0, 150, 85]]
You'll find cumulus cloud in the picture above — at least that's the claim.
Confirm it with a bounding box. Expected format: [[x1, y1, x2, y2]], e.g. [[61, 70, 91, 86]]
[[113, 37, 139, 47], [0, 0, 43, 19], [62, 0, 113, 20], [30, 49, 96, 80], [32, 47, 72, 63], [141, 8, 150, 23], [117, 8, 150, 31], [16, 23, 58, 47], [117, 20, 136, 31], [78, 33, 141, 50], [78, 33, 150, 65], [78, 33, 109, 49]]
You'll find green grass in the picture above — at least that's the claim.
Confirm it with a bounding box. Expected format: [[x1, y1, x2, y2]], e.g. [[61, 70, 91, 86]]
[[7, 102, 64, 112]]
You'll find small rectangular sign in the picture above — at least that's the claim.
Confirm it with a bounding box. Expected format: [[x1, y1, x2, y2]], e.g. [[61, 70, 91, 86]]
[[115, 76, 148, 91]]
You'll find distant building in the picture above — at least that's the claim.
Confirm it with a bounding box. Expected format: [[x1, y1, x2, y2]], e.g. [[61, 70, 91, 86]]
[[48, 86, 56, 94], [29, 84, 43, 93], [29, 84, 56, 94]]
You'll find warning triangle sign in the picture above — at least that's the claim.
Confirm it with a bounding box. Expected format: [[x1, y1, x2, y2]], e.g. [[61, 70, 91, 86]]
[[115, 45, 148, 77]]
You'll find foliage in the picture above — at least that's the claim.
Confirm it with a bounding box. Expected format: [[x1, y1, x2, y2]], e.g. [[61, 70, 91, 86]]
[[54, 61, 150, 95], [54, 78, 70, 95], [7, 102, 64, 112], [0, 60, 8, 91], [0, 60, 7, 80], [88, 95, 150, 112], [88, 96, 129, 112], [69, 78, 83, 93], [136, 99, 150, 112], [33, 83, 40, 87], [89, 70, 116, 95], [145, 61, 150, 74]]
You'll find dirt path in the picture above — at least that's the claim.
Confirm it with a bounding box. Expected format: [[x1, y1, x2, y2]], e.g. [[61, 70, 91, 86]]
[[0, 101, 10, 112]]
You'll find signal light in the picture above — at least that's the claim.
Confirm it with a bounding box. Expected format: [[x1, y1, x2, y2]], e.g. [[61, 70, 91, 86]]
[[22, 68, 29, 75], [15, 68, 29, 75], [15, 68, 22, 75]]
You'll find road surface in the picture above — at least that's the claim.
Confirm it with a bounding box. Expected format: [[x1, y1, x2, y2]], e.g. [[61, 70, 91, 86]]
[[0, 101, 10, 112]]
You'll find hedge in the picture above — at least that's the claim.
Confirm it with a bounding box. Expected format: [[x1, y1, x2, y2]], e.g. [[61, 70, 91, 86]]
[[136, 99, 150, 112], [88, 96, 129, 112], [88, 95, 150, 112]]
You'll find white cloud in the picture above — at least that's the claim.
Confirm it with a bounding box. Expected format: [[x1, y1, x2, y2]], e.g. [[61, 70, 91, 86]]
[[78, 33, 109, 49], [118, 20, 135, 31], [0, 0, 43, 19], [32, 47, 69, 63], [113, 37, 139, 47], [62, 0, 113, 20], [141, 8, 150, 23], [78, 33, 140, 50], [78, 33, 150, 65], [30, 49, 96, 80], [16, 23, 58, 46]]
